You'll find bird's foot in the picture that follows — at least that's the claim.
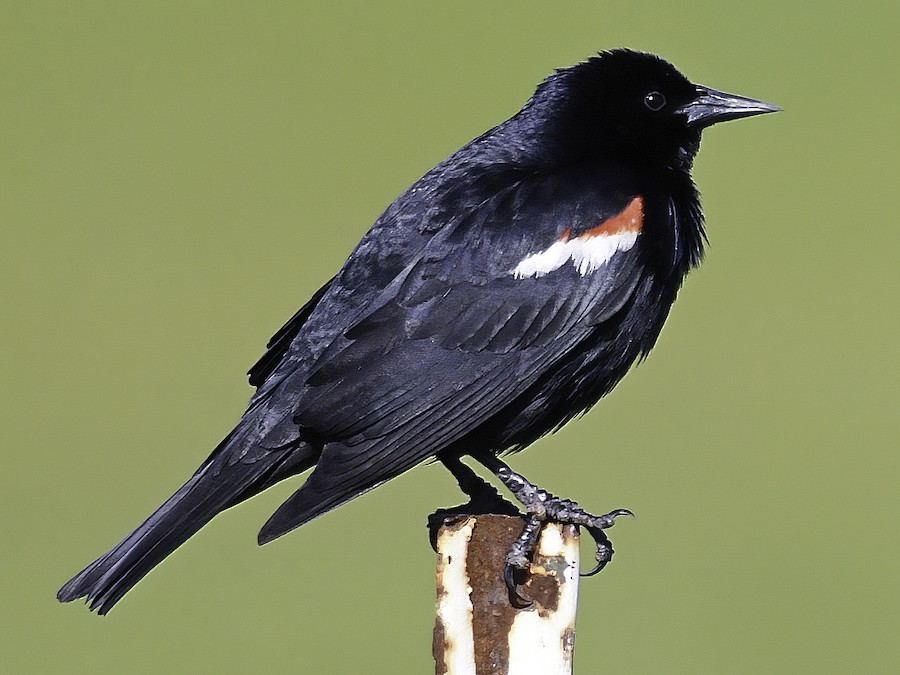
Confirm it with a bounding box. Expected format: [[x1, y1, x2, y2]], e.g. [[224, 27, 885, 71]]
[[495, 465, 633, 606]]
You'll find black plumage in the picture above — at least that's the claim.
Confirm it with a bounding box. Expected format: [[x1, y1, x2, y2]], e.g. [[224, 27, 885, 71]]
[[58, 49, 777, 613]]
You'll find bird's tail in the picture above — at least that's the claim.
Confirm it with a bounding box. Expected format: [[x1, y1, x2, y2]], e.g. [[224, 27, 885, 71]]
[[57, 433, 313, 615]]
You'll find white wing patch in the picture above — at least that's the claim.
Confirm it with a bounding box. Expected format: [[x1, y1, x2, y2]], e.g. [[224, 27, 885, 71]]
[[512, 230, 639, 279], [511, 196, 644, 279]]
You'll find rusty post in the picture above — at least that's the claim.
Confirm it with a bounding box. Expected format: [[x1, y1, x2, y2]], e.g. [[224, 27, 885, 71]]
[[433, 515, 580, 675]]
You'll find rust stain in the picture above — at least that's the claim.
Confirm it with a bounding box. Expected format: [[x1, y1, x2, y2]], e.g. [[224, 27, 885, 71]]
[[432, 615, 450, 675], [526, 573, 561, 618], [579, 196, 644, 239], [466, 516, 525, 675]]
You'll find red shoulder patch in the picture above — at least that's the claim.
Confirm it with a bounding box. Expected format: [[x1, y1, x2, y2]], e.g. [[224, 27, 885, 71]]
[[577, 196, 644, 240]]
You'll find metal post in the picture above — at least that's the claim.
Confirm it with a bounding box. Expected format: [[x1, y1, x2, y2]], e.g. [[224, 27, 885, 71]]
[[433, 515, 580, 675]]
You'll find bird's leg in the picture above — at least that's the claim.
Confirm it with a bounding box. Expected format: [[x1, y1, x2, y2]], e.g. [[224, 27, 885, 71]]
[[428, 455, 522, 550], [472, 452, 632, 602]]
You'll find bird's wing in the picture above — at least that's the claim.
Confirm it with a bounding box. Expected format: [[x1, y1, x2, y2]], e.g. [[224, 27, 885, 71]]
[[258, 180, 648, 541], [247, 276, 335, 387]]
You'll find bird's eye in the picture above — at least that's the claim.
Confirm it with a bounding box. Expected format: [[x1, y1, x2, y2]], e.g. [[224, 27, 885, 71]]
[[643, 91, 666, 111]]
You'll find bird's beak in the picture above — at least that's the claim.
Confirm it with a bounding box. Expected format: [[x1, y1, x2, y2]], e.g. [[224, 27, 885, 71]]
[[677, 86, 780, 128]]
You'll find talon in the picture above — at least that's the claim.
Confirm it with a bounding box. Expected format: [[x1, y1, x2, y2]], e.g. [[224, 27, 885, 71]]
[[581, 525, 615, 577], [592, 507, 634, 528], [504, 564, 533, 608], [581, 559, 609, 577]]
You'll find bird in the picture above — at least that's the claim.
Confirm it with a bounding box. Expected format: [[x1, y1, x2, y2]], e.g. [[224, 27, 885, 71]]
[[57, 49, 778, 614]]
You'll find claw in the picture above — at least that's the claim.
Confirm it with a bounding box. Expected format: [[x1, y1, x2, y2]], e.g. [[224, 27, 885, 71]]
[[504, 563, 533, 609], [581, 559, 609, 577], [581, 524, 615, 577], [589, 507, 634, 529]]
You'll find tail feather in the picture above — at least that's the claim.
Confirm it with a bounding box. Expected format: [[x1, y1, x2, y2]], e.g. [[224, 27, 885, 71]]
[[58, 438, 314, 614]]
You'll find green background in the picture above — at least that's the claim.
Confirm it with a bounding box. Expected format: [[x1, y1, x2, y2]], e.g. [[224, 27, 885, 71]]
[[3, 2, 897, 673]]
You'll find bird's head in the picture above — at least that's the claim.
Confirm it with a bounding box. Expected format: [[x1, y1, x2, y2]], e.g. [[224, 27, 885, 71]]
[[520, 49, 779, 170]]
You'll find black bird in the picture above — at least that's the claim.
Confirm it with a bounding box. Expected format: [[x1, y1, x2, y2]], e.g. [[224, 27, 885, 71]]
[[58, 49, 778, 614]]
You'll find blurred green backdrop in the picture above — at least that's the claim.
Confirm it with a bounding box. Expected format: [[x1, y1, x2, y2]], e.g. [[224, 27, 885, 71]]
[[3, 1, 897, 673]]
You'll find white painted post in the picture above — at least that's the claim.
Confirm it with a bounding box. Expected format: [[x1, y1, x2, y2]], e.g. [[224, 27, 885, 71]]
[[433, 515, 580, 675]]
